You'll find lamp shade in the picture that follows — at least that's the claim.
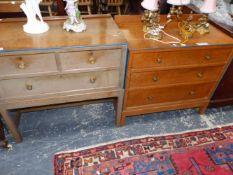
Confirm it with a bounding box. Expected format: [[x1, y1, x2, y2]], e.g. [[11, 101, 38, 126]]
[[167, 0, 191, 5], [200, 0, 217, 13], [141, 0, 159, 11]]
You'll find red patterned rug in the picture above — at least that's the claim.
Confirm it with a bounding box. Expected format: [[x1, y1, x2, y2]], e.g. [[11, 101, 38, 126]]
[[54, 126, 233, 175]]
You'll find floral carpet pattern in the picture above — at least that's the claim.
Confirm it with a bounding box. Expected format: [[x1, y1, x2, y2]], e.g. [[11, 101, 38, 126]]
[[54, 126, 233, 175]]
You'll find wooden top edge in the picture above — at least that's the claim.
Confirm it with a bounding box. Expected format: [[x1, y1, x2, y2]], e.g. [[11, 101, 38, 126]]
[[0, 0, 23, 4], [0, 43, 128, 53], [0, 14, 112, 23], [128, 44, 233, 51]]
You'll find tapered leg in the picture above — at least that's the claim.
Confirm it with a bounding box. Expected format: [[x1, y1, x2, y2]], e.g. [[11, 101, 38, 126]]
[[48, 6, 52, 16], [119, 113, 126, 126], [0, 118, 8, 148], [15, 111, 21, 128], [199, 104, 208, 115], [123, 1, 129, 14], [115, 94, 124, 127], [0, 109, 22, 143], [117, 6, 121, 15], [87, 5, 92, 15]]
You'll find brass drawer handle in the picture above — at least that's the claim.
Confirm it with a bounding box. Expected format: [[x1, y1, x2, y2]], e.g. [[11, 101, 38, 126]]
[[205, 55, 211, 60], [189, 91, 195, 95], [156, 58, 162, 64], [88, 56, 96, 64], [17, 57, 25, 69], [197, 72, 204, 78], [89, 76, 97, 84], [147, 96, 154, 101], [152, 75, 158, 82], [25, 84, 33, 90], [88, 52, 96, 64]]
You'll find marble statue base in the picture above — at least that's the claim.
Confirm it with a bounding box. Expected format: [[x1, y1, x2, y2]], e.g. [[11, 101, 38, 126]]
[[23, 21, 49, 34], [63, 19, 86, 32]]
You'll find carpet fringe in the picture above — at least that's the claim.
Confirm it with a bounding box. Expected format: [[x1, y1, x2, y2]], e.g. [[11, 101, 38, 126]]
[[55, 123, 233, 155]]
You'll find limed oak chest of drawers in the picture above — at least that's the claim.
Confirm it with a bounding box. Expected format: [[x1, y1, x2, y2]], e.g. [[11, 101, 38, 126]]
[[0, 15, 127, 142], [115, 15, 233, 125]]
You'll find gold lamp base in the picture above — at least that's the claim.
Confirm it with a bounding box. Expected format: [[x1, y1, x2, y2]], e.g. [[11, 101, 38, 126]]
[[142, 10, 163, 40], [165, 5, 210, 43], [178, 13, 195, 43], [141, 6, 211, 43], [144, 27, 163, 40], [195, 14, 210, 35]]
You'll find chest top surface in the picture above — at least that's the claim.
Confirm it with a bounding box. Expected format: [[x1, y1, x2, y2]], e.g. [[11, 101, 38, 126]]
[[0, 15, 127, 52], [114, 15, 233, 51]]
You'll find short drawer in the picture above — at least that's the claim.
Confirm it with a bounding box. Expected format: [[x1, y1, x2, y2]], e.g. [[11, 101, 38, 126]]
[[0, 53, 58, 79], [131, 48, 231, 69], [59, 49, 122, 72], [0, 70, 119, 99], [126, 83, 213, 107], [129, 65, 223, 88]]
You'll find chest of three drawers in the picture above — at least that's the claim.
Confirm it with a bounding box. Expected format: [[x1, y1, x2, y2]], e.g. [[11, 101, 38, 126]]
[[0, 47, 126, 143], [120, 47, 232, 125]]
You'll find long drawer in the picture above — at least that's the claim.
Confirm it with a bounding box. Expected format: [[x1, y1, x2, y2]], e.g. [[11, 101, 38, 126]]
[[131, 48, 231, 69], [0, 70, 119, 99], [126, 83, 213, 107], [0, 53, 58, 79], [59, 49, 122, 72], [129, 65, 223, 88]]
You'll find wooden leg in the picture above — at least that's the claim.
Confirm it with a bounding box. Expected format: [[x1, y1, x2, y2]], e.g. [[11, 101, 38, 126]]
[[87, 5, 92, 15], [199, 104, 208, 115], [115, 95, 124, 127], [0, 118, 8, 148], [15, 111, 21, 128], [123, 2, 129, 14], [117, 6, 121, 15], [48, 6, 52, 16], [0, 109, 22, 143], [119, 113, 126, 126]]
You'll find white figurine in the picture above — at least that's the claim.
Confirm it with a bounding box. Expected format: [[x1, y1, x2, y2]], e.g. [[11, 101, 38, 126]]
[[63, 0, 86, 32], [20, 0, 49, 34]]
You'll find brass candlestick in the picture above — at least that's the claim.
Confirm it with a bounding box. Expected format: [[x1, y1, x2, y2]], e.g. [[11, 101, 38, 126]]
[[165, 5, 195, 43], [178, 12, 195, 43], [195, 14, 210, 35], [141, 10, 163, 40], [165, 5, 183, 27]]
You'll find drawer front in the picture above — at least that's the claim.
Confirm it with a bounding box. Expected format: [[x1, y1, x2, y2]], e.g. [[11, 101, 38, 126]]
[[131, 48, 231, 69], [0, 70, 119, 99], [126, 83, 213, 107], [0, 53, 58, 79], [130, 66, 223, 88], [59, 49, 122, 72]]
